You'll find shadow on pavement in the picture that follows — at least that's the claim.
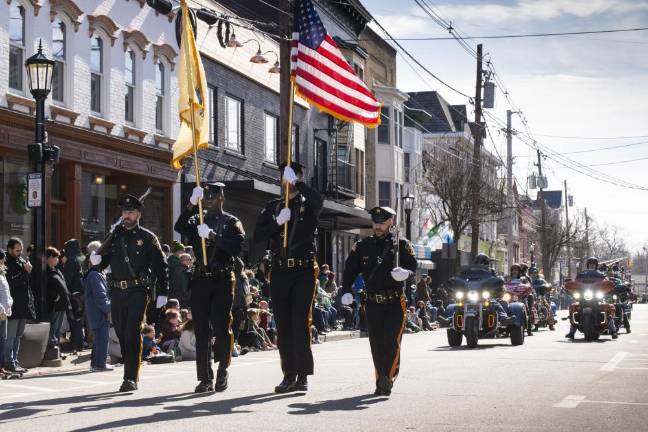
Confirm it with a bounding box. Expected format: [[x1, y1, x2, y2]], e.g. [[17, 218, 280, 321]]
[[68, 392, 305, 431], [430, 343, 512, 351], [555, 339, 613, 344], [287, 394, 388, 415], [0, 391, 122, 422]]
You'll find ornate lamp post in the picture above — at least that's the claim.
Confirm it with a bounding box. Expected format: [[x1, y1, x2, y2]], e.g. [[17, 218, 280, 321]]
[[402, 191, 415, 241]]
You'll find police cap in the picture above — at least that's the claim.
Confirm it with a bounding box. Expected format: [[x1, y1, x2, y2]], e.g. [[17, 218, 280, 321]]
[[368, 206, 396, 223], [118, 194, 144, 211], [201, 182, 225, 198]]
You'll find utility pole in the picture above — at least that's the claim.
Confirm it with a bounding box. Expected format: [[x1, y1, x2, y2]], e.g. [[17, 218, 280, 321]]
[[564, 180, 572, 278], [506, 109, 515, 268], [470, 43, 483, 258], [536, 149, 548, 275], [278, 0, 292, 162], [584, 207, 590, 257]]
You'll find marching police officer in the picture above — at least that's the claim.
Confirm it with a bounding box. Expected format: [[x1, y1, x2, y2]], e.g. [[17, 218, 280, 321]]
[[91, 194, 168, 392], [254, 162, 323, 393], [342, 207, 417, 396], [174, 182, 245, 393]]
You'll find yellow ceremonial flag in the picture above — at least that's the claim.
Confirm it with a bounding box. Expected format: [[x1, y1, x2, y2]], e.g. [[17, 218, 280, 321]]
[[172, 0, 209, 169]]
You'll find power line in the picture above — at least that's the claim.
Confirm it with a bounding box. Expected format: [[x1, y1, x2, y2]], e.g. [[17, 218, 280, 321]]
[[531, 133, 648, 140], [361, 26, 648, 41], [514, 140, 648, 156]]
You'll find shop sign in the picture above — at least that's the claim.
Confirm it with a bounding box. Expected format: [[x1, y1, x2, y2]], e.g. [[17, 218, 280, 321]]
[[27, 173, 42, 208]]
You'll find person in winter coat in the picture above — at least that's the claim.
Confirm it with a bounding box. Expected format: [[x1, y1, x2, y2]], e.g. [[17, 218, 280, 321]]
[[4, 238, 34, 372], [63, 239, 85, 352], [169, 253, 192, 308], [45, 247, 70, 347], [83, 241, 112, 371], [0, 249, 14, 371]]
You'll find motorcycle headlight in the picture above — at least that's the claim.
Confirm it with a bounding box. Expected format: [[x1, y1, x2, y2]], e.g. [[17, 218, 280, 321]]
[[455, 291, 464, 300], [595, 291, 604, 300], [467, 290, 480, 302], [613, 294, 618, 300], [573, 292, 581, 300], [503, 293, 512, 302], [482, 291, 491, 300], [584, 289, 594, 300]]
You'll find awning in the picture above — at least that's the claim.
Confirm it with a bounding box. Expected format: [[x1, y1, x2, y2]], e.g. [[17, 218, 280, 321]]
[[412, 243, 433, 260], [418, 260, 436, 270]]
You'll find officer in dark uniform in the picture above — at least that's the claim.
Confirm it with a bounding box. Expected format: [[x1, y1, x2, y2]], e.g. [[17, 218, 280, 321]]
[[174, 182, 245, 393], [342, 206, 417, 396], [92, 194, 168, 392], [254, 161, 323, 393]]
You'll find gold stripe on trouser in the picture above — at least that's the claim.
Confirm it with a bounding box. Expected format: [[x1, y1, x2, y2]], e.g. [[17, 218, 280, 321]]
[[388, 296, 407, 383], [135, 296, 150, 382], [307, 263, 320, 348], [225, 272, 235, 368]]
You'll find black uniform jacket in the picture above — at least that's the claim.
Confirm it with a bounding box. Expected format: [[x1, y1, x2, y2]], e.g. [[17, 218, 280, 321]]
[[343, 234, 418, 294], [254, 182, 323, 257], [101, 225, 169, 296], [174, 207, 245, 269]]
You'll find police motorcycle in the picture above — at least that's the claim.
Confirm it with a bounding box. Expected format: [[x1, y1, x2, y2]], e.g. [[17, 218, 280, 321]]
[[565, 259, 617, 341], [445, 254, 526, 348]]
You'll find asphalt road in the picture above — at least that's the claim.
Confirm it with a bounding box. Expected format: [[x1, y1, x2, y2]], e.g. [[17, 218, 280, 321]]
[[2, 306, 648, 432]]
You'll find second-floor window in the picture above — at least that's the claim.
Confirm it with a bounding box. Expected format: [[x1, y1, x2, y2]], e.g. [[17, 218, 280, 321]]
[[224, 95, 242, 152], [404, 152, 410, 182], [207, 85, 217, 144], [379, 181, 391, 207], [395, 109, 403, 148], [355, 148, 365, 197], [90, 36, 103, 113], [378, 106, 390, 144], [9, 1, 25, 91], [264, 113, 278, 162], [155, 61, 165, 131], [292, 124, 300, 162], [124, 49, 135, 123], [51, 18, 66, 103]]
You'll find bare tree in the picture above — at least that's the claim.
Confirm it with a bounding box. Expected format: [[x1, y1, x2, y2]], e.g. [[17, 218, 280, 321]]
[[421, 149, 505, 270], [544, 211, 582, 281]]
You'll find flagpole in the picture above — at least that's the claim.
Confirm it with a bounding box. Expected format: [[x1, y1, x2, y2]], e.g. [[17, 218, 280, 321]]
[[180, 0, 208, 267], [282, 80, 296, 250]]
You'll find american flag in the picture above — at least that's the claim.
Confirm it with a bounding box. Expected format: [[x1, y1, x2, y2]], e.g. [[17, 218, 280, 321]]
[[291, 0, 381, 128]]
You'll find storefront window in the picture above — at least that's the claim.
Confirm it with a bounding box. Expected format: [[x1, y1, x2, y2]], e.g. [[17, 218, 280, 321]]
[[81, 171, 169, 246], [0, 157, 33, 248]]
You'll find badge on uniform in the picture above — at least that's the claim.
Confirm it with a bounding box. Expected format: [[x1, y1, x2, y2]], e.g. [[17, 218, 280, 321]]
[[137, 240, 144, 247]]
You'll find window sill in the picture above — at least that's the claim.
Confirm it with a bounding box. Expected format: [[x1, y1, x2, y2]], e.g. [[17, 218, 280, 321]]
[[5, 92, 36, 115], [262, 161, 279, 170], [50, 104, 80, 125], [123, 124, 148, 143], [88, 115, 116, 134], [223, 148, 246, 160], [153, 133, 174, 150]]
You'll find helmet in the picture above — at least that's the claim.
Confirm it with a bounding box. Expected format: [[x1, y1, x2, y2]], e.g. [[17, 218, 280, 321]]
[[519, 263, 529, 275], [510, 263, 521, 272], [586, 257, 598, 269], [528, 266, 539, 276], [474, 253, 490, 266]]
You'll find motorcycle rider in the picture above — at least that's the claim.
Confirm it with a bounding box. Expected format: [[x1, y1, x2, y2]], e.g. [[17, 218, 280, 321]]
[[565, 257, 618, 339], [608, 269, 632, 334], [528, 267, 555, 331]]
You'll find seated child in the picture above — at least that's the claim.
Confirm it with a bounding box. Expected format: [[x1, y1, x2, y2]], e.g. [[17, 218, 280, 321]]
[[142, 325, 160, 360]]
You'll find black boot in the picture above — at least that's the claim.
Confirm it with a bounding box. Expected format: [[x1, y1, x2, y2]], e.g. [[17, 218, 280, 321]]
[[612, 332, 619, 339], [119, 380, 138, 392], [565, 332, 575, 339], [215, 369, 229, 392], [294, 374, 308, 391], [195, 380, 214, 393], [274, 374, 297, 393], [376, 376, 392, 396]]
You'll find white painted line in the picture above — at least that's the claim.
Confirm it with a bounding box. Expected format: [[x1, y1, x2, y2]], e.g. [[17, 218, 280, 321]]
[[584, 399, 648, 406], [616, 367, 648, 371], [554, 395, 586, 408], [0, 383, 57, 392], [630, 340, 638, 344], [46, 377, 117, 385], [600, 352, 628, 371]]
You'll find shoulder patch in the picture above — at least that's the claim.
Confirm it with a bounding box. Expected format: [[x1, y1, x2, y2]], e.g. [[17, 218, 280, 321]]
[[234, 220, 245, 235], [406, 242, 415, 256]]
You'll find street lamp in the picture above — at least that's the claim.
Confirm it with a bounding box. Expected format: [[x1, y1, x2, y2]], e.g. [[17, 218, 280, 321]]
[[402, 190, 415, 241], [529, 242, 536, 267], [25, 40, 56, 323]]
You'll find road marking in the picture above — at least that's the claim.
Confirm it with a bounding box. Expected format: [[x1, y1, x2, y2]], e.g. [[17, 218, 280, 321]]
[[600, 352, 628, 371], [0, 383, 58, 392], [616, 367, 648, 371], [630, 340, 639, 344], [554, 395, 586, 408], [584, 399, 648, 406]]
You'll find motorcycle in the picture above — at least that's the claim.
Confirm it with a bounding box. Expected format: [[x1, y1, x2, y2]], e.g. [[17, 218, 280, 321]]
[[446, 267, 526, 348], [609, 281, 632, 334], [503, 279, 534, 336], [531, 279, 556, 331], [565, 270, 615, 341]]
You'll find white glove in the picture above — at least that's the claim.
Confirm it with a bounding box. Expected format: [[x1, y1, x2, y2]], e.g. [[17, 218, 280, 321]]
[[283, 166, 298, 185], [197, 223, 212, 239], [90, 252, 102, 266], [391, 267, 411, 282], [190, 186, 204, 205], [276, 208, 291, 226], [156, 296, 168, 309]]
